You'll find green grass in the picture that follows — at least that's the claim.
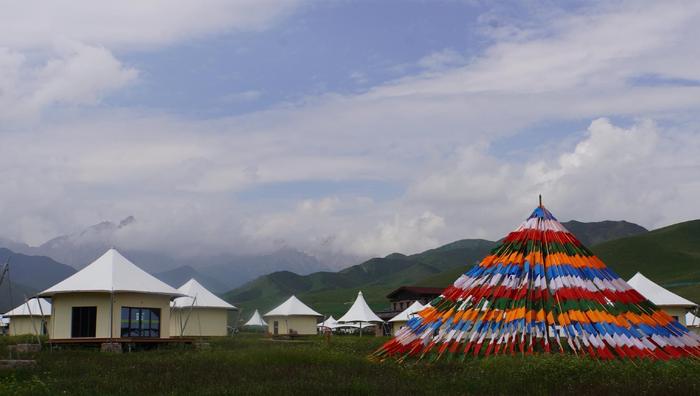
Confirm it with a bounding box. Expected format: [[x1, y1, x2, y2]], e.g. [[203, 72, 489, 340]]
[[2, 335, 700, 395]]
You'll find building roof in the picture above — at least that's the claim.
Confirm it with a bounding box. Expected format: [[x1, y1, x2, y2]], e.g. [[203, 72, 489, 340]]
[[386, 286, 443, 299], [172, 279, 237, 309], [263, 295, 322, 317], [686, 312, 700, 327], [388, 300, 424, 323], [4, 298, 51, 317], [627, 272, 697, 307], [337, 291, 384, 323], [39, 248, 184, 297], [243, 309, 267, 327]]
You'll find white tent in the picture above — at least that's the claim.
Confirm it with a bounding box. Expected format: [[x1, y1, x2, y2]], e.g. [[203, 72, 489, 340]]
[[388, 300, 424, 323], [4, 298, 52, 317], [264, 295, 322, 336], [39, 248, 184, 297], [337, 291, 383, 335], [627, 273, 696, 307], [628, 272, 697, 326], [172, 279, 236, 309], [244, 309, 267, 327], [38, 248, 184, 340], [687, 312, 700, 327], [264, 295, 322, 317], [317, 315, 338, 329]]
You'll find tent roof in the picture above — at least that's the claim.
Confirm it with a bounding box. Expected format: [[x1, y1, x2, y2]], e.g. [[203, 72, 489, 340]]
[[337, 291, 384, 323], [244, 309, 267, 326], [627, 272, 697, 307], [388, 301, 424, 323], [4, 298, 51, 317], [39, 248, 184, 297], [317, 315, 338, 328], [687, 312, 700, 327], [172, 279, 237, 309], [264, 295, 322, 317]]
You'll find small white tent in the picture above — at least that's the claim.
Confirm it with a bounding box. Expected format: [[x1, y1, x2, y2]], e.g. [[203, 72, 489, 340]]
[[243, 309, 267, 327], [264, 295, 322, 336], [337, 291, 383, 335], [3, 298, 52, 336], [170, 279, 237, 337], [628, 272, 697, 326], [388, 300, 424, 335], [317, 315, 338, 330], [39, 248, 184, 340]]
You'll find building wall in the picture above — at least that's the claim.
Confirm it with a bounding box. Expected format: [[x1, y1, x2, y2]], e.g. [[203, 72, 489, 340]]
[[266, 315, 318, 335], [170, 308, 229, 337], [9, 316, 49, 336], [391, 321, 406, 336], [51, 292, 172, 339]]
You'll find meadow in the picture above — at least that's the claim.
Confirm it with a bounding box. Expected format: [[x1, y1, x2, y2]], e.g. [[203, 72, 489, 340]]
[[2, 334, 700, 395]]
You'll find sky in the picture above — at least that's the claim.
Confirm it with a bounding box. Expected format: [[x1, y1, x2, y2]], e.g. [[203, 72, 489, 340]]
[[1, 0, 700, 260]]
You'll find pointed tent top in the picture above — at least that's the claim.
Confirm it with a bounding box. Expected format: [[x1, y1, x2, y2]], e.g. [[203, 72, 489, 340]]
[[388, 300, 424, 323], [39, 248, 184, 297], [318, 315, 338, 328], [263, 295, 322, 317], [4, 298, 51, 317], [244, 309, 267, 326], [172, 278, 237, 309], [337, 290, 384, 323], [628, 272, 696, 307]]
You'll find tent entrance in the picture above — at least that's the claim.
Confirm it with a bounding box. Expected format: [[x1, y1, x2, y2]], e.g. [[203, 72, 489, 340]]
[[71, 306, 97, 338], [273, 321, 279, 335]]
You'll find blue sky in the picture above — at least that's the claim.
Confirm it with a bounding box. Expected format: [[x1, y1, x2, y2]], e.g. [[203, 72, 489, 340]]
[[1, 0, 700, 260]]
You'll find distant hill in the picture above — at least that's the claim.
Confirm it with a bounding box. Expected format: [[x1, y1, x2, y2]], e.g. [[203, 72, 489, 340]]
[[561, 220, 648, 246], [593, 220, 700, 302], [0, 248, 75, 312], [223, 220, 653, 317]]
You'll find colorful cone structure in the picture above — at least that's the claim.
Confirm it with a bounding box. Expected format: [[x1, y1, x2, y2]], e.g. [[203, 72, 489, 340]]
[[376, 203, 700, 361]]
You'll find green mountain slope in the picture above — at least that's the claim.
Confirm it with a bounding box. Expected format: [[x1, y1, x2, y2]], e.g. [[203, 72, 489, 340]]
[[562, 220, 648, 246], [224, 219, 657, 319]]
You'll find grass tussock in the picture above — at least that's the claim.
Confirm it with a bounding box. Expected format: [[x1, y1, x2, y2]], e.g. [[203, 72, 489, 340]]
[[1, 334, 699, 395]]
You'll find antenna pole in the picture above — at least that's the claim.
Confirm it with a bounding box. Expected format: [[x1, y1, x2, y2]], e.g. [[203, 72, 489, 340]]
[[539, 194, 543, 207]]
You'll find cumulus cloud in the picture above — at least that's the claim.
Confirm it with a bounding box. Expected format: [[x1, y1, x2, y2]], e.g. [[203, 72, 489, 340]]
[[2, 1, 700, 260]]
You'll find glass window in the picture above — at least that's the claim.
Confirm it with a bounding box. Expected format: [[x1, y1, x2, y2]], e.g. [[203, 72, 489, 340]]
[[71, 306, 97, 338], [120, 307, 161, 338]]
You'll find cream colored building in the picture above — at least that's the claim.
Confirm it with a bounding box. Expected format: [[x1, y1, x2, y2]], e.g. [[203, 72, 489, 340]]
[[264, 295, 322, 336], [388, 300, 424, 336], [628, 272, 697, 326], [39, 249, 184, 340], [4, 298, 52, 336], [170, 278, 237, 337]]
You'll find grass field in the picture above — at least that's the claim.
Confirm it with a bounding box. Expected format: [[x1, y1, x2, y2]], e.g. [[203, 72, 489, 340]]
[[2, 334, 700, 395]]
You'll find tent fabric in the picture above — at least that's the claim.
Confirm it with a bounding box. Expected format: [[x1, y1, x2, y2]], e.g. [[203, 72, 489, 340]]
[[627, 273, 696, 307], [375, 205, 700, 361], [4, 298, 51, 317], [39, 248, 184, 297], [244, 309, 267, 326], [172, 278, 237, 309], [263, 295, 322, 317], [338, 291, 384, 323], [317, 315, 338, 329], [389, 301, 425, 323]]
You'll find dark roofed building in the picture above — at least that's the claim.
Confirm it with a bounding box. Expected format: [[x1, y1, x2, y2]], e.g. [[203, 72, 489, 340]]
[[376, 286, 443, 322]]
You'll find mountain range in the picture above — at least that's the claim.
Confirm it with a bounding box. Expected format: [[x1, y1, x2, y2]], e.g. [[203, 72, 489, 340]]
[[224, 220, 658, 317]]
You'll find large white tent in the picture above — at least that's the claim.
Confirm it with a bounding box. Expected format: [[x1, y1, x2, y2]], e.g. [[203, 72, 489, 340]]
[[317, 315, 338, 330], [3, 298, 52, 336], [628, 272, 697, 326], [264, 295, 322, 336], [337, 291, 383, 335], [243, 309, 267, 327], [388, 300, 424, 335], [39, 248, 184, 340], [170, 278, 237, 337]]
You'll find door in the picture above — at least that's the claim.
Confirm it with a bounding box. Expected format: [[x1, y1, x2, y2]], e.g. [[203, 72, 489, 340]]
[[71, 306, 97, 338], [273, 320, 279, 335]]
